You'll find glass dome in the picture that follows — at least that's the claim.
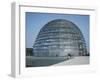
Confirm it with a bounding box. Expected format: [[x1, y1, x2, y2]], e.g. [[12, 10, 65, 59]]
[[33, 19, 87, 57]]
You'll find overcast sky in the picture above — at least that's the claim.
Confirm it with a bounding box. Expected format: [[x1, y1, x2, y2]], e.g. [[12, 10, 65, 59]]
[[26, 12, 89, 51]]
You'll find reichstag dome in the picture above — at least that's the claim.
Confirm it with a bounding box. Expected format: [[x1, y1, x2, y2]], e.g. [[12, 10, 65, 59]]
[[33, 19, 87, 57]]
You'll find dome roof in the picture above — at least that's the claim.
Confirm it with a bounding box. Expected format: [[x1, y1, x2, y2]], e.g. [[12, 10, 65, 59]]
[[39, 19, 82, 35], [44, 19, 76, 27], [33, 19, 87, 57]]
